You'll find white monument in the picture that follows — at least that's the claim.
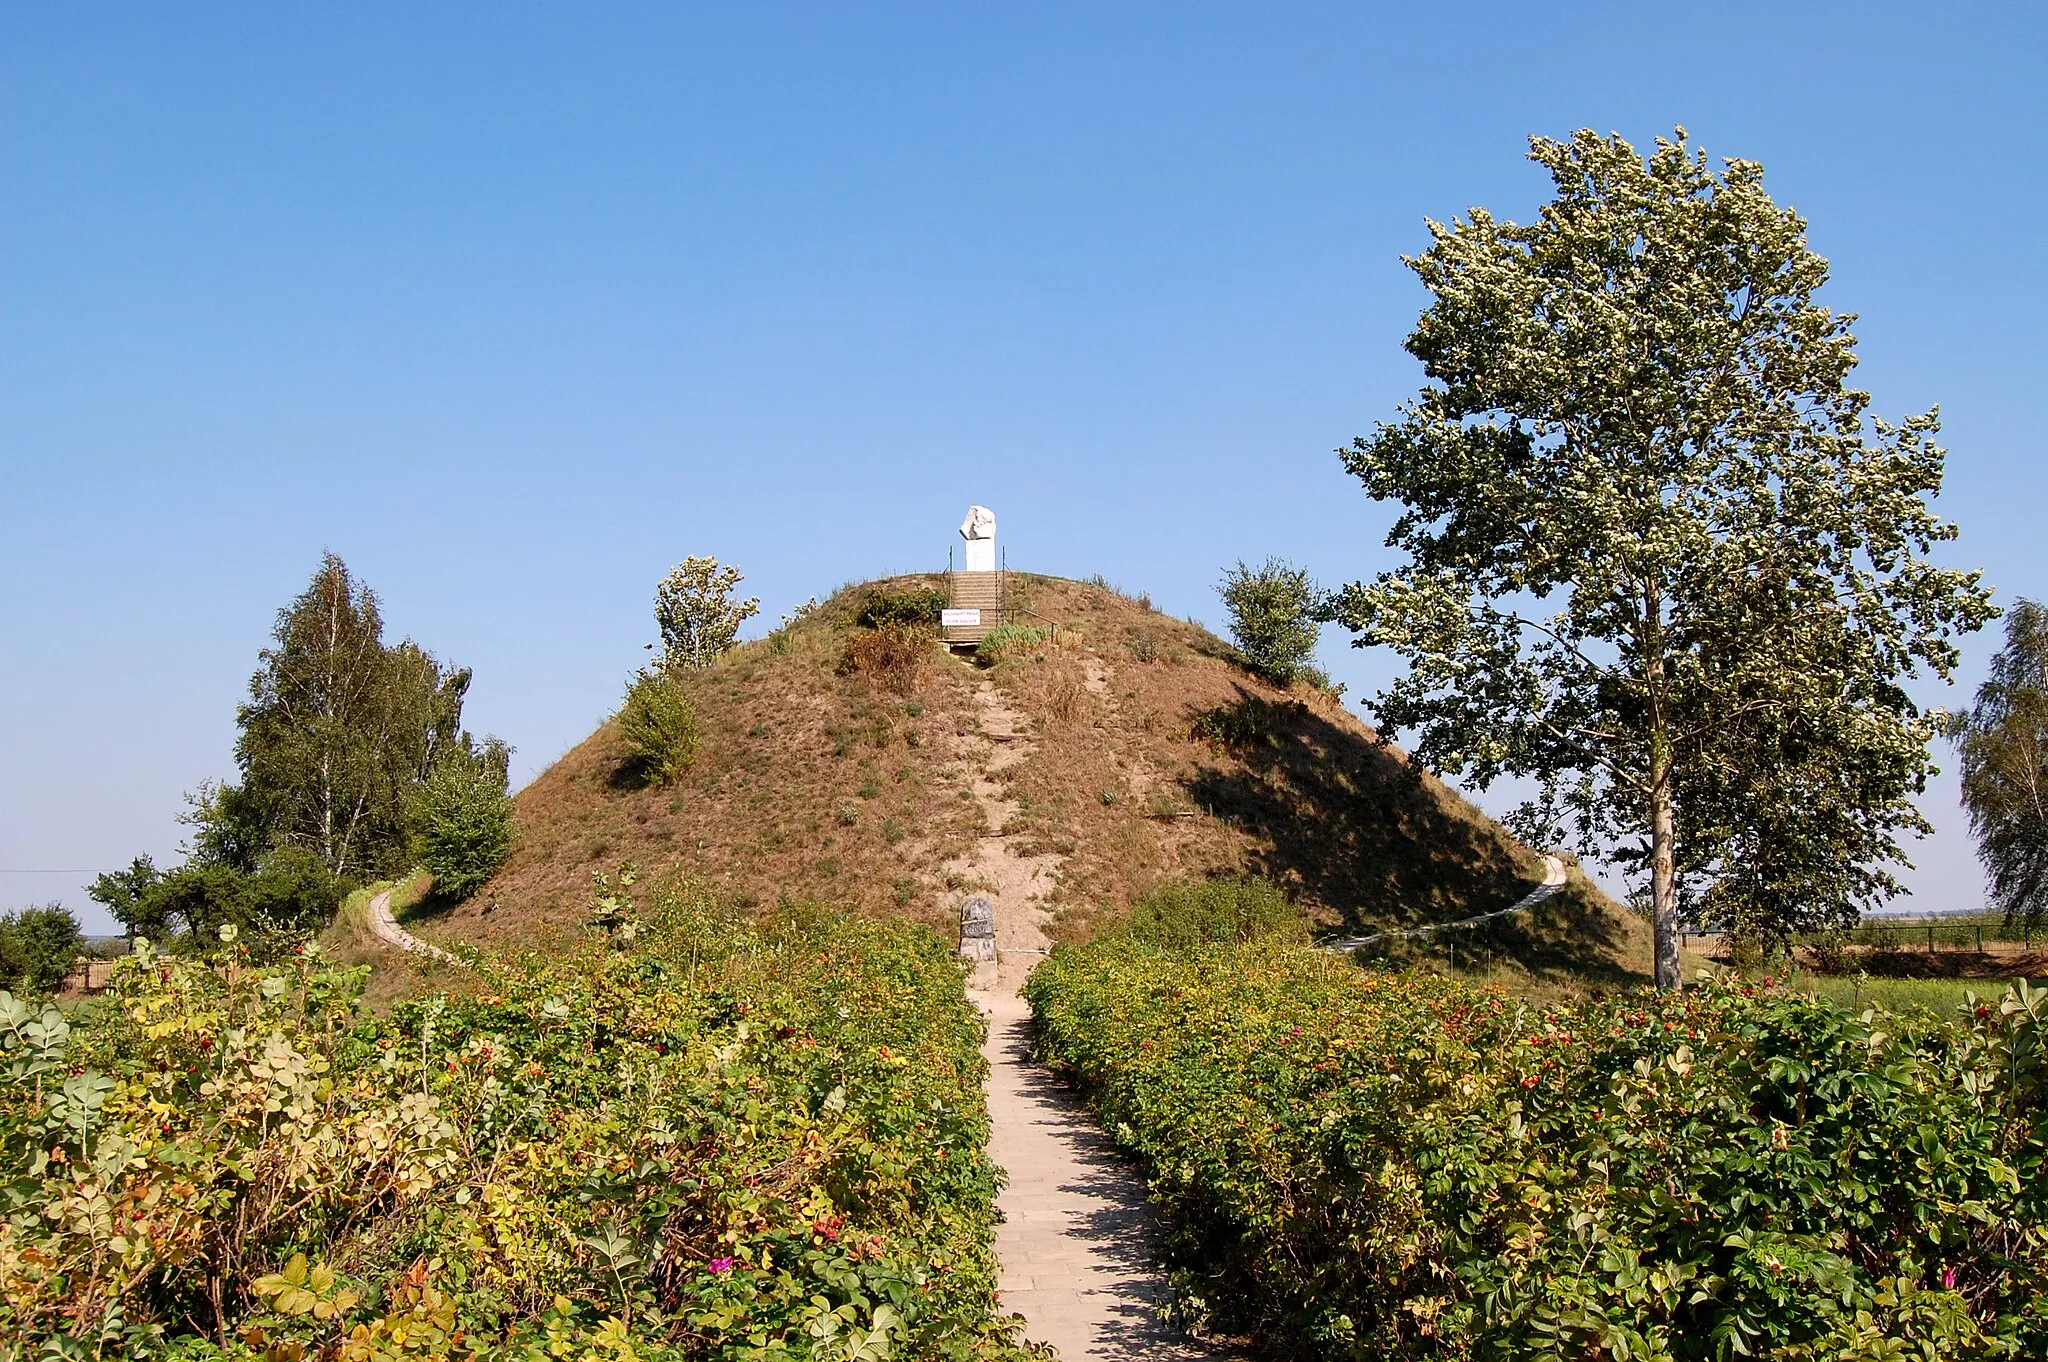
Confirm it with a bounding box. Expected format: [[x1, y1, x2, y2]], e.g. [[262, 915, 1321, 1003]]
[[959, 504, 997, 573]]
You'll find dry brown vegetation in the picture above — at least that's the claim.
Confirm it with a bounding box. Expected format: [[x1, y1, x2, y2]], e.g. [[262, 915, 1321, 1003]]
[[424, 573, 1642, 983]]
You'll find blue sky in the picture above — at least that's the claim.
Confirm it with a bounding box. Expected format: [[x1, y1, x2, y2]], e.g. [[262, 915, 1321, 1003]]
[[4, 3, 2042, 933]]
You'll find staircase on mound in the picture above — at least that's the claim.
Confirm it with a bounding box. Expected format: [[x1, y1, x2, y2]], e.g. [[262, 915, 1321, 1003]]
[[942, 569, 1005, 648]]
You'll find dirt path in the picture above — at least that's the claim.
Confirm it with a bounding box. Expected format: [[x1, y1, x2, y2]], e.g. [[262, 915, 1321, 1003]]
[[948, 672, 1224, 1359], [363, 882, 458, 964], [943, 680, 1061, 988], [1320, 852, 1569, 952]]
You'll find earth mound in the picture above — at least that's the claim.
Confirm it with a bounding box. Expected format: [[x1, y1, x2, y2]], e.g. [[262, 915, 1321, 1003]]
[[425, 574, 1640, 981]]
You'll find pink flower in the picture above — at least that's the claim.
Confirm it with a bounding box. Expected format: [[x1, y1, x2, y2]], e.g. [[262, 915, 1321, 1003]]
[[1942, 1266, 1958, 1290], [707, 1257, 736, 1276]]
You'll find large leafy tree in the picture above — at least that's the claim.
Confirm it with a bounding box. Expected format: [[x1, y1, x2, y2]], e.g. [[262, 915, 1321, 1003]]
[[90, 555, 502, 943], [1950, 600, 2048, 921], [228, 553, 490, 879], [1327, 130, 1993, 988]]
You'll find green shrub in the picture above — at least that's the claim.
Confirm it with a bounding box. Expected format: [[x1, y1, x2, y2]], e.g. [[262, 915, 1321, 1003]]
[[238, 848, 349, 937], [857, 585, 949, 630], [3, 884, 1038, 1359], [1218, 557, 1324, 684], [99, 851, 345, 949], [1102, 876, 1307, 951], [1026, 944, 2048, 1359], [408, 757, 516, 901], [0, 905, 84, 994], [616, 669, 700, 786], [974, 624, 1051, 666]]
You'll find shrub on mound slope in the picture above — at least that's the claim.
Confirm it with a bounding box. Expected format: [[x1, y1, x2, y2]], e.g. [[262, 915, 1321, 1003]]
[[2, 885, 1037, 1361], [1026, 938, 2048, 1359]]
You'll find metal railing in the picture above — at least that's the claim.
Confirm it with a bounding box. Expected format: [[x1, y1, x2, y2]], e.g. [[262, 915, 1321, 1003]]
[[1681, 918, 2039, 953]]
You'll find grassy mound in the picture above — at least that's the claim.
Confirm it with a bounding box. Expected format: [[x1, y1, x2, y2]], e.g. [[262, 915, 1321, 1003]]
[[443, 574, 1636, 984], [1026, 929, 2048, 1359], [3, 881, 1039, 1360]]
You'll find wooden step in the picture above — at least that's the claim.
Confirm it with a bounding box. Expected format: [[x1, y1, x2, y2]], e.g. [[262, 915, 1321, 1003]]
[[943, 571, 1004, 644]]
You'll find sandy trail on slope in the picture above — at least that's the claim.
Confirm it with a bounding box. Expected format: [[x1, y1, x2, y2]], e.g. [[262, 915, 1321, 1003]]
[[948, 672, 1233, 1360]]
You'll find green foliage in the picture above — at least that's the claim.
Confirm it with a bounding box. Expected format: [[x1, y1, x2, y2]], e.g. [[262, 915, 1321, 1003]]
[[1218, 558, 1324, 685], [91, 557, 506, 951], [87, 855, 161, 932], [97, 849, 346, 948], [856, 587, 948, 631], [234, 554, 496, 879], [1100, 877, 1307, 952], [1950, 599, 2048, 922], [1028, 943, 2048, 1359], [973, 625, 1051, 667], [178, 779, 275, 873], [616, 670, 701, 788], [1327, 129, 1995, 986], [0, 904, 84, 994], [655, 557, 761, 671], [409, 743, 517, 902], [1, 886, 1038, 1360]]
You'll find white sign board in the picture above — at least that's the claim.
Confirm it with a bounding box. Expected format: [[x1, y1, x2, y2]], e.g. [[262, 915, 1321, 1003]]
[[941, 608, 981, 627]]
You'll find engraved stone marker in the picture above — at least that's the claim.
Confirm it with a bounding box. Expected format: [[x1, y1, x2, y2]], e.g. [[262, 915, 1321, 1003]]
[[959, 894, 997, 965]]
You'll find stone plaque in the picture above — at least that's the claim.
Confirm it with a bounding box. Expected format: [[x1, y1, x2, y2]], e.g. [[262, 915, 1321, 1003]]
[[959, 895, 996, 939]]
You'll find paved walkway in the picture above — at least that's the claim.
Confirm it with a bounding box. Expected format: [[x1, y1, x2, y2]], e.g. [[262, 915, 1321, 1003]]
[[364, 881, 458, 964], [1321, 852, 1569, 951], [947, 668, 1228, 1359], [980, 987, 1224, 1359]]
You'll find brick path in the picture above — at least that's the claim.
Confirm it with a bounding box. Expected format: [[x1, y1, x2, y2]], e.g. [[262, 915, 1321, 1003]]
[[943, 674, 1228, 1357], [979, 987, 1224, 1359], [364, 880, 458, 964]]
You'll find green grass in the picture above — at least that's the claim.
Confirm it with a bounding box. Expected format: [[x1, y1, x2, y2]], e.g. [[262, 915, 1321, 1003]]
[[1798, 972, 2033, 1015]]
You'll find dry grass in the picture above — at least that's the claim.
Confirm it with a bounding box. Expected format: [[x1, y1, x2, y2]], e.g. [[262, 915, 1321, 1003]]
[[427, 577, 985, 949], [838, 624, 938, 696], [429, 572, 1640, 984]]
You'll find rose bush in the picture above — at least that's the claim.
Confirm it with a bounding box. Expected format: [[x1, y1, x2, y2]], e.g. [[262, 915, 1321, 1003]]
[[1026, 940, 2048, 1359], [2, 883, 1039, 1361]]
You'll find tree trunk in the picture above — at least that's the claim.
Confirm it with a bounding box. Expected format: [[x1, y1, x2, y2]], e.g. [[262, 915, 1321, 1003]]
[[1651, 766, 1681, 991]]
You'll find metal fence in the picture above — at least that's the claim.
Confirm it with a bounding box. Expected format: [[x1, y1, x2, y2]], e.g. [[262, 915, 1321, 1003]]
[[1683, 917, 2038, 953]]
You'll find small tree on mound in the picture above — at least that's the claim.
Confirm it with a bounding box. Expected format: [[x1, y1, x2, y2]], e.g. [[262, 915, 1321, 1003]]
[[655, 557, 760, 671], [617, 670, 700, 786], [408, 740, 515, 901], [1219, 558, 1325, 684]]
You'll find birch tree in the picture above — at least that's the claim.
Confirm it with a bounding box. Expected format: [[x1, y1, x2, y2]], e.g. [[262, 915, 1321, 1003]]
[[1951, 600, 2048, 921], [1327, 130, 1994, 988], [235, 554, 484, 878]]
